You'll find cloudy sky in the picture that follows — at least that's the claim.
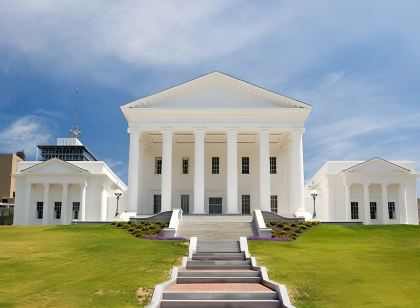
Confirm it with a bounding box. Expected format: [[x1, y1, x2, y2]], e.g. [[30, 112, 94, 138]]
[[0, 1, 419, 193]]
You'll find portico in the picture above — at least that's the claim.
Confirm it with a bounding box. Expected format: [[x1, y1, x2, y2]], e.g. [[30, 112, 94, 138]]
[[122, 72, 311, 217]]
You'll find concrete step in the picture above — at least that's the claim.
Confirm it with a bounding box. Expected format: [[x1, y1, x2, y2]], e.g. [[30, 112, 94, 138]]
[[186, 264, 252, 270], [177, 276, 262, 283], [192, 253, 245, 260], [178, 270, 260, 278], [160, 299, 281, 307], [163, 290, 277, 300], [188, 259, 251, 265]]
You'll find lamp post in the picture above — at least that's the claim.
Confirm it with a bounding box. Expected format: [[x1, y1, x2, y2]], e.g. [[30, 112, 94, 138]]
[[311, 190, 318, 219], [115, 190, 122, 217]]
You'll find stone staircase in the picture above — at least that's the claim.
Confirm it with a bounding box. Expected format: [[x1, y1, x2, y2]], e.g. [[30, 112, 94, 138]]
[[177, 215, 254, 240], [158, 239, 285, 308]]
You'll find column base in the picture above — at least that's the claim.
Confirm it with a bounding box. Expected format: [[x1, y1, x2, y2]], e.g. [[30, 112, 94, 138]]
[[192, 211, 206, 215], [293, 209, 310, 219]]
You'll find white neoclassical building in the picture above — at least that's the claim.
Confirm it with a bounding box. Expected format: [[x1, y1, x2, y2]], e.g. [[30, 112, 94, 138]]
[[13, 158, 127, 225], [122, 72, 310, 217], [305, 158, 419, 224]]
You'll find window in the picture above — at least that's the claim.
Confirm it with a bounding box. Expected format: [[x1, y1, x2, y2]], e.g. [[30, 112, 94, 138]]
[[242, 157, 250, 174], [270, 157, 277, 174], [181, 194, 189, 214], [388, 202, 396, 219], [351, 202, 359, 219], [270, 195, 278, 213], [1, 198, 7, 203], [36, 202, 43, 219], [54, 202, 62, 219], [72, 202, 80, 220], [370, 202, 377, 219], [155, 157, 162, 174], [212, 157, 220, 174], [153, 194, 161, 214], [13, 191, 15, 198], [242, 195, 250, 214], [182, 158, 189, 174]]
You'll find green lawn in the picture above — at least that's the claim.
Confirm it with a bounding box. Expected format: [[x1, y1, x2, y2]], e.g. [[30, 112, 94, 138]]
[[249, 224, 420, 307], [0, 225, 187, 307]]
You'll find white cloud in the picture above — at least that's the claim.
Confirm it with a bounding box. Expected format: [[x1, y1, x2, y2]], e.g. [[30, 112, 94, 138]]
[[0, 1, 270, 68], [0, 115, 52, 157]]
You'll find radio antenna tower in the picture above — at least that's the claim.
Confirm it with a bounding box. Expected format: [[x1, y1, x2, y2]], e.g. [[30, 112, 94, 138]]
[[70, 87, 81, 138]]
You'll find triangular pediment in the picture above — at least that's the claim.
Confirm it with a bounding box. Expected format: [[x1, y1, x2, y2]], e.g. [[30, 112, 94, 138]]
[[121, 72, 310, 109], [342, 157, 411, 174], [21, 158, 89, 175]]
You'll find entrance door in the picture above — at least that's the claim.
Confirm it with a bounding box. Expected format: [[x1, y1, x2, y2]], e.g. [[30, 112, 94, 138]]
[[209, 197, 222, 214], [181, 194, 189, 214]]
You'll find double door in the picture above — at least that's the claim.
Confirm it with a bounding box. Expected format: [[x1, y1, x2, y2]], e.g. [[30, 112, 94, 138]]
[[209, 197, 222, 214]]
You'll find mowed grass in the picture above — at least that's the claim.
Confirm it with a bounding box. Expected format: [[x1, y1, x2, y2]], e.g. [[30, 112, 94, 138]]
[[249, 225, 420, 308], [0, 225, 187, 307]]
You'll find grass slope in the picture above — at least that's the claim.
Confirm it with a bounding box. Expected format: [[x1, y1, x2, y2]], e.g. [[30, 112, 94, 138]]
[[249, 225, 420, 307], [0, 225, 186, 307]]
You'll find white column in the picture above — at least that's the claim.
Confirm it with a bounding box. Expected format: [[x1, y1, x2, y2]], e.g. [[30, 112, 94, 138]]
[[161, 129, 173, 212], [363, 183, 370, 225], [259, 129, 270, 212], [382, 184, 389, 224], [127, 129, 140, 213], [61, 183, 68, 225], [399, 184, 408, 224], [193, 128, 205, 214], [80, 183, 87, 221], [42, 183, 49, 225], [226, 129, 238, 214], [344, 183, 350, 221], [100, 186, 108, 221], [288, 129, 305, 215]]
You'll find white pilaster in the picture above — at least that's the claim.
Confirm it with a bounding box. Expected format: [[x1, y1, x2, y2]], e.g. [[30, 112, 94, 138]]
[[161, 129, 173, 212], [382, 184, 389, 224], [127, 129, 140, 213], [344, 183, 350, 221], [61, 183, 68, 225], [24, 182, 32, 225], [363, 183, 370, 225], [226, 129, 238, 214], [80, 183, 87, 221], [288, 129, 305, 216], [259, 129, 270, 212], [399, 184, 408, 224], [42, 183, 49, 225], [193, 128, 206, 214], [100, 186, 108, 221]]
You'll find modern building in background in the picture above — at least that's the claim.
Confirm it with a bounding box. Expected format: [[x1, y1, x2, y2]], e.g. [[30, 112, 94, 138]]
[[37, 138, 98, 161], [0, 152, 24, 204], [13, 138, 127, 225]]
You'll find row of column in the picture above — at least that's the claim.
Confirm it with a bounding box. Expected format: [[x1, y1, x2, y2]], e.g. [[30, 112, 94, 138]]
[[344, 183, 408, 224], [25, 182, 88, 224], [128, 128, 306, 215]]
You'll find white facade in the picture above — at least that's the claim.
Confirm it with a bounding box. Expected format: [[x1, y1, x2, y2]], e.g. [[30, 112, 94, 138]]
[[13, 158, 127, 225], [121, 72, 310, 217], [305, 158, 419, 225]]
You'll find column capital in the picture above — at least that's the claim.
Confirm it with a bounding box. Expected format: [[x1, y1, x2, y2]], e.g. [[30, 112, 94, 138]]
[[193, 127, 206, 134], [226, 127, 238, 135], [381, 183, 389, 188], [127, 127, 142, 134], [161, 127, 174, 135]]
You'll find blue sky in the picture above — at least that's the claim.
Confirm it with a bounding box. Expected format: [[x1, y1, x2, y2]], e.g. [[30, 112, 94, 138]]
[[0, 1, 419, 193]]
